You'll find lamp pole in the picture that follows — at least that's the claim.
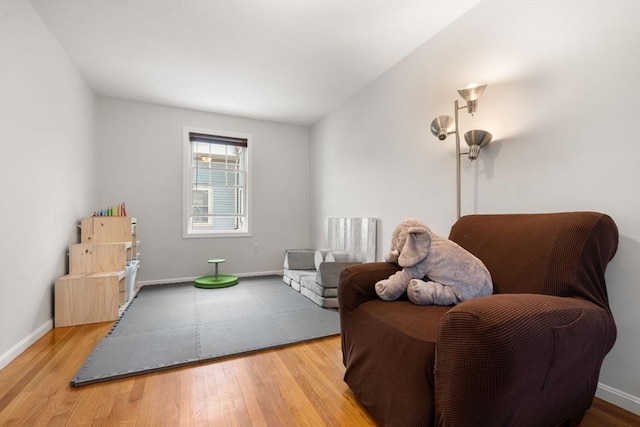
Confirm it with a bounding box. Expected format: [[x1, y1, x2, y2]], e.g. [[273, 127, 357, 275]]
[[454, 100, 461, 220]]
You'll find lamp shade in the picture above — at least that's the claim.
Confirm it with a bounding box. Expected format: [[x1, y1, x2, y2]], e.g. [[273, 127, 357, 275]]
[[457, 83, 487, 102], [430, 115, 455, 140], [464, 130, 492, 161], [458, 83, 487, 114]]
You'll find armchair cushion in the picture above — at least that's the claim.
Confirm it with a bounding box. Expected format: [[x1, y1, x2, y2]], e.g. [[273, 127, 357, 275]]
[[343, 298, 450, 426]]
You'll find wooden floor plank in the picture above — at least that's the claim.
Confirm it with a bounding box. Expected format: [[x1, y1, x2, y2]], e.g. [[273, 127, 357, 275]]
[[1, 321, 638, 426]]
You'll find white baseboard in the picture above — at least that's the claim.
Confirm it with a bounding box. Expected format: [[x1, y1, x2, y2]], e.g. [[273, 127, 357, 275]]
[[0, 319, 52, 370], [597, 382, 640, 415], [138, 270, 284, 287]]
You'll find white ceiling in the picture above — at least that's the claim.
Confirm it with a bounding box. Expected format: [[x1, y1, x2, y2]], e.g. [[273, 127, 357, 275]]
[[30, 0, 479, 126]]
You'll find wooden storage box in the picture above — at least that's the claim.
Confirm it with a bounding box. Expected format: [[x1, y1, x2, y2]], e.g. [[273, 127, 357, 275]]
[[69, 242, 131, 274], [81, 216, 135, 243], [54, 271, 126, 327]]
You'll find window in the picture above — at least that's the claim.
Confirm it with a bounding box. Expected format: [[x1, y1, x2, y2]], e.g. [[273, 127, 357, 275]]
[[183, 127, 251, 237]]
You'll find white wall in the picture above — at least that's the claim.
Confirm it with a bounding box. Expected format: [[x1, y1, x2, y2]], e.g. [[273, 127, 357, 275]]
[[96, 97, 310, 283], [310, 0, 640, 414], [0, 0, 96, 367]]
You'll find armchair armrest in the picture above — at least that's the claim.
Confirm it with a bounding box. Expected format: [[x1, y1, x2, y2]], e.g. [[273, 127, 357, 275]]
[[338, 262, 400, 315], [435, 293, 616, 426]]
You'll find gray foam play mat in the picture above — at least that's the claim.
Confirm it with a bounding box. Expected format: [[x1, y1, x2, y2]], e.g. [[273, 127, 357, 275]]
[[71, 276, 340, 386]]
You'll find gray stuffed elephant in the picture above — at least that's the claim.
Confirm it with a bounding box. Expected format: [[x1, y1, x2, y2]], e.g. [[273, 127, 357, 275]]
[[375, 218, 493, 305]]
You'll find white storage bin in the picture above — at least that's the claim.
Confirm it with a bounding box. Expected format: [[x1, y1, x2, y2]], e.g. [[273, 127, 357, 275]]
[[125, 260, 140, 301]]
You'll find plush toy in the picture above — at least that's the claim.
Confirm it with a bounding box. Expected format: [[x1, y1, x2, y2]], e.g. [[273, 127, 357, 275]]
[[375, 218, 493, 305]]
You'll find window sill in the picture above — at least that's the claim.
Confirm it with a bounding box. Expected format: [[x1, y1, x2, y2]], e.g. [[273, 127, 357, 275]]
[[183, 230, 251, 239]]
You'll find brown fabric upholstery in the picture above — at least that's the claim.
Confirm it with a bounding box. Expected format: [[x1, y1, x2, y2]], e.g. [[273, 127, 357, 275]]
[[339, 212, 618, 427], [448, 212, 618, 310]]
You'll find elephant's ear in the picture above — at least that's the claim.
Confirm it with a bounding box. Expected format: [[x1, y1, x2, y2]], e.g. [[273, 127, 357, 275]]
[[398, 227, 432, 267]]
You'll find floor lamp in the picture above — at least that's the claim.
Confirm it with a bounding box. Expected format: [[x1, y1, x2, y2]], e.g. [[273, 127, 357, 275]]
[[429, 83, 493, 220]]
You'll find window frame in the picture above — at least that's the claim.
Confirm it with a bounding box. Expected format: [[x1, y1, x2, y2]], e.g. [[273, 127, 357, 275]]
[[182, 126, 252, 238], [191, 185, 214, 228]]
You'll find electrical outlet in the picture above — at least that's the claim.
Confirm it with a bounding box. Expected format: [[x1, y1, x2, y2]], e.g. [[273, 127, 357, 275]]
[[253, 243, 260, 253]]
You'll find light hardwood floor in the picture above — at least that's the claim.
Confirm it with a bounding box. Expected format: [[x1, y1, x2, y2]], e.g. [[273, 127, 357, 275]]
[[1, 321, 638, 426]]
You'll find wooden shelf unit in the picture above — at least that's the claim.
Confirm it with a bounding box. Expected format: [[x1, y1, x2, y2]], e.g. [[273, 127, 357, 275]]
[[54, 216, 139, 327]]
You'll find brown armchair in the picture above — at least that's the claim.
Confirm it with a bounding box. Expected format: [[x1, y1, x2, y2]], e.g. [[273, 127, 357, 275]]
[[339, 212, 618, 427]]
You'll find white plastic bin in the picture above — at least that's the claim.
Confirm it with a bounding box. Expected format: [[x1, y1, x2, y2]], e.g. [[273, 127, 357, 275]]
[[125, 260, 140, 301]]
